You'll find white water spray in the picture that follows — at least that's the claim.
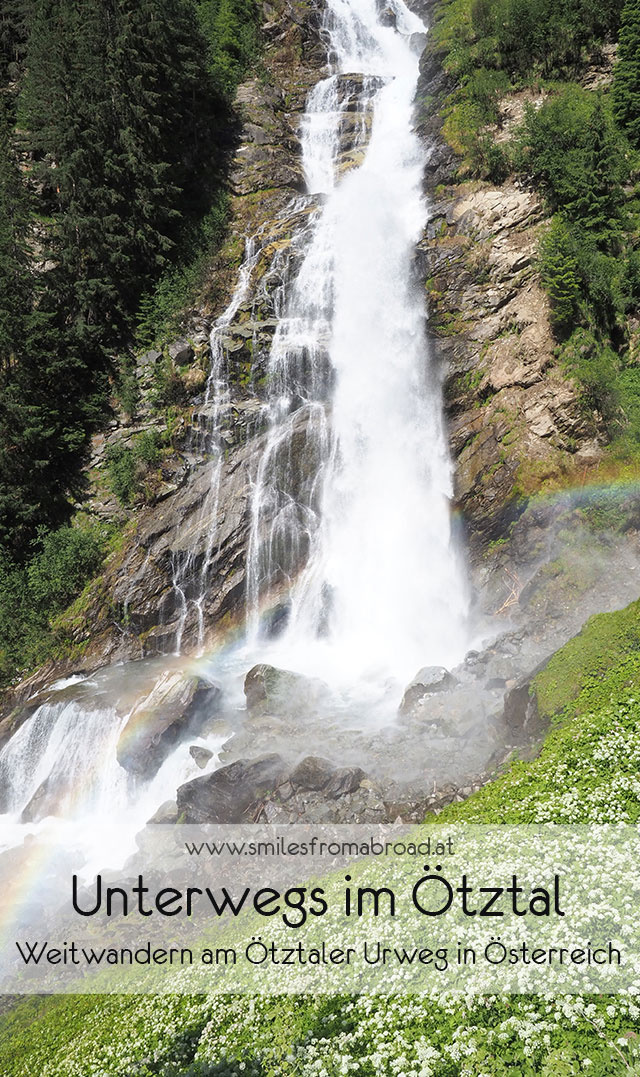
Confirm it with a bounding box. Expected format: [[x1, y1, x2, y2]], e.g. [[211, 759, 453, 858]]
[[246, 0, 468, 685]]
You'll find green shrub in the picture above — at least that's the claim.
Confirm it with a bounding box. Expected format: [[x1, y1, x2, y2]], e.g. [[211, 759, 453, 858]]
[[556, 328, 621, 423], [518, 88, 626, 223], [105, 431, 164, 507], [0, 522, 109, 687], [136, 192, 229, 348], [27, 527, 105, 609], [615, 365, 640, 439], [104, 444, 138, 507], [135, 430, 162, 467], [115, 364, 142, 421]]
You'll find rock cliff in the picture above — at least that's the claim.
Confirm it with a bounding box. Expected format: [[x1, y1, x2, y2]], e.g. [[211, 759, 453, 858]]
[[416, 40, 602, 555]]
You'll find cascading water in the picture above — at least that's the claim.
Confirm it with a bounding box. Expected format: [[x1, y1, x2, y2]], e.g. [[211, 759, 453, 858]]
[[169, 236, 264, 653], [244, 0, 468, 686], [0, 0, 474, 862]]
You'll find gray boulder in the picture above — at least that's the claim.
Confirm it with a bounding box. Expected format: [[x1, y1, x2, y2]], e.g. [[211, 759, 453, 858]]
[[325, 766, 365, 799], [503, 674, 548, 745], [244, 664, 329, 718], [399, 666, 456, 716], [176, 753, 287, 823], [289, 756, 335, 791], [189, 745, 214, 770], [137, 348, 162, 370], [117, 671, 221, 778], [168, 339, 195, 365]]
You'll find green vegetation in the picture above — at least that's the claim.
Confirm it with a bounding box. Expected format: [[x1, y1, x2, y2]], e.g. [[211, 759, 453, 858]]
[[538, 215, 582, 336], [429, 0, 640, 447], [510, 80, 640, 434], [428, 0, 623, 174], [136, 193, 230, 347], [532, 597, 640, 721], [0, 0, 258, 688], [0, 519, 112, 686], [613, 0, 640, 146], [517, 86, 634, 378], [105, 430, 164, 507], [1, 989, 640, 1075]]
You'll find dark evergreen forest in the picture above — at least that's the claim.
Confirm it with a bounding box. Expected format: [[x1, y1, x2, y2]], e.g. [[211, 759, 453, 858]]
[[0, 0, 257, 681]]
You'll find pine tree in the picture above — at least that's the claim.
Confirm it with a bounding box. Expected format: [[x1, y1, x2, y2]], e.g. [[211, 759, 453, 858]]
[[23, 0, 213, 342], [0, 0, 238, 556], [566, 97, 624, 245], [0, 98, 31, 383], [0, 100, 96, 553], [0, 0, 32, 86], [613, 0, 640, 147], [540, 216, 582, 338]]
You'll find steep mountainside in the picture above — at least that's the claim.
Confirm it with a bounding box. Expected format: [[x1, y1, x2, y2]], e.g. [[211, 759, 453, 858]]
[[4, 0, 637, 709]]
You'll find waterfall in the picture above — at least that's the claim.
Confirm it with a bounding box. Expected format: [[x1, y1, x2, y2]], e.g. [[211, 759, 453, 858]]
[[244, 0, 468, 684], [169, 236, 264, 653]]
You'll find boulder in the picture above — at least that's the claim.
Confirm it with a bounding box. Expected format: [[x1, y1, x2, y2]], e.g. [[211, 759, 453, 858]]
[[137, 348, 162, 370], [176, 753, 287, 823], [168, 339, 195, 365], [189, 745, 213, 769], [378, 6, 397, 27], [148, 799, 179, 824], [503, 675, 548, 745], [289, 755, 335, 791], [325, 766, 365, 799], [117, 672, 221, 778], [244, 664, 329, 718], [399, 666, 456, 716]]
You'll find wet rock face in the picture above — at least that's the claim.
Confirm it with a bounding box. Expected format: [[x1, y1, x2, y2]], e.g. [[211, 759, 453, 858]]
[[420, 180, 595, 552], [116, 672, 221, 779], [20, 774, 59, 823], [503, 675, 548, 745]]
